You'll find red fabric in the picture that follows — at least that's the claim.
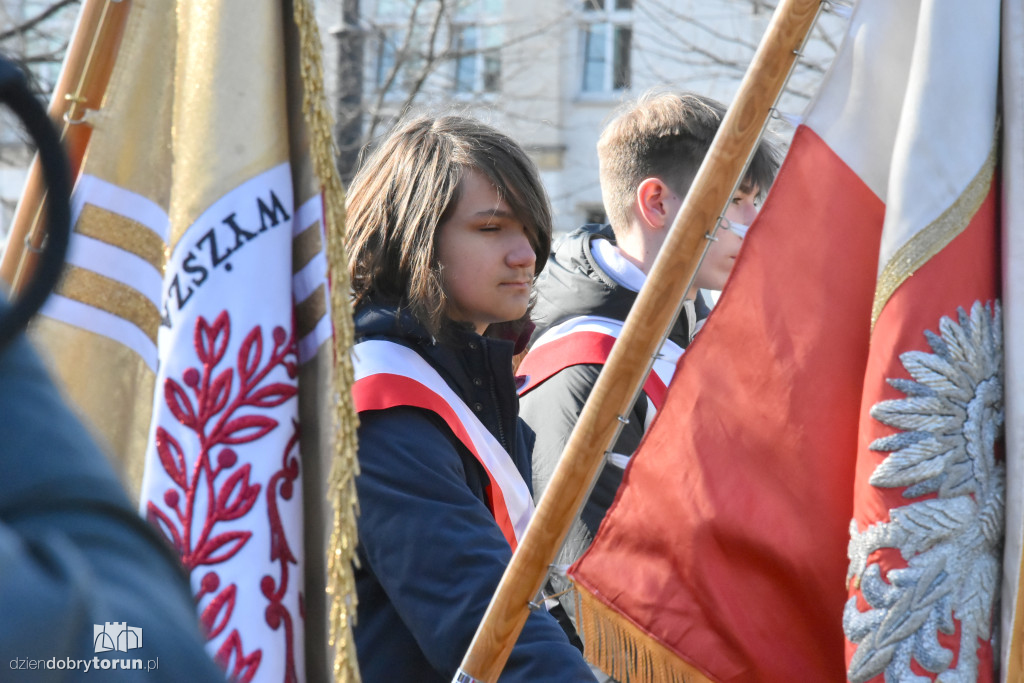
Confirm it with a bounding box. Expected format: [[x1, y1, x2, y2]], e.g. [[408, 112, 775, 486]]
[[847, 184, 1000, 682], [352, 373, 519, 550], [570, 126, 882, 682], [517, 331, 668, 409]]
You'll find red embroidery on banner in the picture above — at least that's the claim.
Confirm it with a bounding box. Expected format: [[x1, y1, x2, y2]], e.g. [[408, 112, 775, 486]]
[[215, 631, 263, 683], [262, 422, 301, 683], [145, 311, 298, 682]]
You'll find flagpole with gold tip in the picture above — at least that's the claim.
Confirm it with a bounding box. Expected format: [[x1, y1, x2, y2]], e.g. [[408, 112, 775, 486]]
[[453, 0, 826, 680]]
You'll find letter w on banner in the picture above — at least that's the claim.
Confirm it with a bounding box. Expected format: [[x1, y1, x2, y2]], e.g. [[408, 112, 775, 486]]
[[24, 1, 360, 682], [568, 0, 1021, 681]]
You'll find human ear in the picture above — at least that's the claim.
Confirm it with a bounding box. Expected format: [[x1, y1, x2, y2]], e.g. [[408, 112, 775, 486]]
[[635, 177, 673, 230]]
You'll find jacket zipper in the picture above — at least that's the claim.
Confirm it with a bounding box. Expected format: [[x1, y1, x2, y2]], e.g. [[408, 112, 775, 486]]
[[489, 381, 508, 452], [482, 342, 509, 452]]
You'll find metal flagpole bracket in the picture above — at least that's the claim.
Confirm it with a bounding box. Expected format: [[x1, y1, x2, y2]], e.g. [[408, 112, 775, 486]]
[[63, 94, 90, 125]]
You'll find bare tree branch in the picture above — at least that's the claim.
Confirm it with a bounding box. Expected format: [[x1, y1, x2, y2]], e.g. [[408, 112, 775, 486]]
[[365, 0, 430, 142], [0, 0, 79, 42], [395, 0, 449, 125]]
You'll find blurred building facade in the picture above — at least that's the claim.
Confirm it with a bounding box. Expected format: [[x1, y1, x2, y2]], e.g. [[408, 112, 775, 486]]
[[317, 0, 848, 234], [0, 0, 848, 242]]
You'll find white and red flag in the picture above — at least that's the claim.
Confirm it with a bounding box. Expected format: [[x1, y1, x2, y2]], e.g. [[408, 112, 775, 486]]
[[19, 1, 360, 681], [568, 0, 1016, 681]]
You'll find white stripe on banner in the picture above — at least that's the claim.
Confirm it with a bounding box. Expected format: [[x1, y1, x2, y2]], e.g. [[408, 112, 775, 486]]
[[65, 233, 163, 308], [292, 252, 326, 305], [71, 174, 170, 242], [292, 194, 332, 363], [353, 339, 535, 543], [292, 194, 323, 238], [41, 294, 158, 371], [298, 315, 332, 364]]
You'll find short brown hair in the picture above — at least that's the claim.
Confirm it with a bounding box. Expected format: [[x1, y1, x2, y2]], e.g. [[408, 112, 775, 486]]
[[597, 90, 782, 234], [345, 115, 552, 338]]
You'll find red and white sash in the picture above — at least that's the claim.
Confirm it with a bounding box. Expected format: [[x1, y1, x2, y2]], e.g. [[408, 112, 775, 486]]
[[351, 340, 534, 550], [517, 315, 683, 413]]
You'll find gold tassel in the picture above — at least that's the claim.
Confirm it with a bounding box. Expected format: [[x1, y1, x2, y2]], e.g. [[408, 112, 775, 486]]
[[290, 0, 361, 681], [574, 583, 716, 683]]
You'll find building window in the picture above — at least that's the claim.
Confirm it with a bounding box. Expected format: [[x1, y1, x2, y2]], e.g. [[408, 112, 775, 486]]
[[580, 0, 632, 94], [371, 0, 437, 99], [452, 0, 503, 95]]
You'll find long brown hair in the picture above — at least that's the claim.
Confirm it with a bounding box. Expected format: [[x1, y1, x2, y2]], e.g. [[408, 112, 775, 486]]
[[346, 115, 552, 338]]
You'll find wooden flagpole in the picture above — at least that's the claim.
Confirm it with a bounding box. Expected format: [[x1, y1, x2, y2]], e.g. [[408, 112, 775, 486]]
[[453, 0, 825, 679], [0, 0, 131, 292]]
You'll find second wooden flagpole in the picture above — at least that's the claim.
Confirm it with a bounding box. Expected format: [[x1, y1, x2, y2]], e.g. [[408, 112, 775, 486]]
[[453, 0, 825, 680], [0, 0, 130, 292]]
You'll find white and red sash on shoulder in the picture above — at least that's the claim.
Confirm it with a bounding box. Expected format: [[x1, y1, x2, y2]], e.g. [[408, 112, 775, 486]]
[[517, 315, 683, 413], [351, 340, 534, 550]]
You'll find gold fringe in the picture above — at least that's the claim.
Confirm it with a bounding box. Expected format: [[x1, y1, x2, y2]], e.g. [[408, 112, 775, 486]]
[[291, 1, 361, 682], [574, 583, 716, 683]]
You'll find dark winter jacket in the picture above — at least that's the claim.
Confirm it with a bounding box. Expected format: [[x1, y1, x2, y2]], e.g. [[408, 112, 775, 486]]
[[351, 303, 595, 682], [0, 302, 225, 682], [520, 225, 707, 607]]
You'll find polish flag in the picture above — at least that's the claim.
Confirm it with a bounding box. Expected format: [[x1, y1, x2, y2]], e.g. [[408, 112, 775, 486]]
[[568, 0, 1017, 681]]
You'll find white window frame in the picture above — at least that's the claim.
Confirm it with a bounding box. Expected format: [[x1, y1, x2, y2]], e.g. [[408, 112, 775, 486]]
[[579, 0, 632, 96], [451, 0, 503, 96], [370, 0, 435, 101]]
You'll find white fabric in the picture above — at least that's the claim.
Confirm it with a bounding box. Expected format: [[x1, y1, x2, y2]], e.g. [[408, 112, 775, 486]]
[[290, 195, 333, 363], [806, 0, 1000, 278], [804, 0, 920, 201], [42, 174, 169, 366], [590, 237, 646, 292], [41, 294, 157, 371], [352, 339, 535, 545], [530, 315, 683, 403], [1000, 0, 1024, 675], [139, 163, 304, 676], [71, 173, 170, 242], [65, 233, 163, 308]]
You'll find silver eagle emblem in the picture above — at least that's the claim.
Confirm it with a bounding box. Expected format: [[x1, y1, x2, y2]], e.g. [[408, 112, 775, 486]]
[[844, 301, 1004, 682]]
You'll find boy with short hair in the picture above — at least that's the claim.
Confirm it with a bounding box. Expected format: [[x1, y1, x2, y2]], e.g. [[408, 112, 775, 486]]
[[518, 90, 782, 618]]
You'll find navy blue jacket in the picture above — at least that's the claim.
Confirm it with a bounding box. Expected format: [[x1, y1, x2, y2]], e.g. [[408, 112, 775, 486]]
[[0, 309, 224, 681], [352, 304, 594, 682]]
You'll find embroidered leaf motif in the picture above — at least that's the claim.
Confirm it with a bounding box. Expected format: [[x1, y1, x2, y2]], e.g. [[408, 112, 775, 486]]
[[216, 464, 262, 521], [844, 302, 1004, 683], [214, 630, 262, 683], [207, 369, 234, 420], [247, 383, 297, 408], [195, 530, 253, 566], [220, 415, 278, 445], [146, 502, 183, 553], [149, 311, 299, 680], [238, 327, 263, 383], [196, 311, 230, 367], [201, 583, 237, 640], [156, 427, 188, 489], [165, 377, 196, 427]]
